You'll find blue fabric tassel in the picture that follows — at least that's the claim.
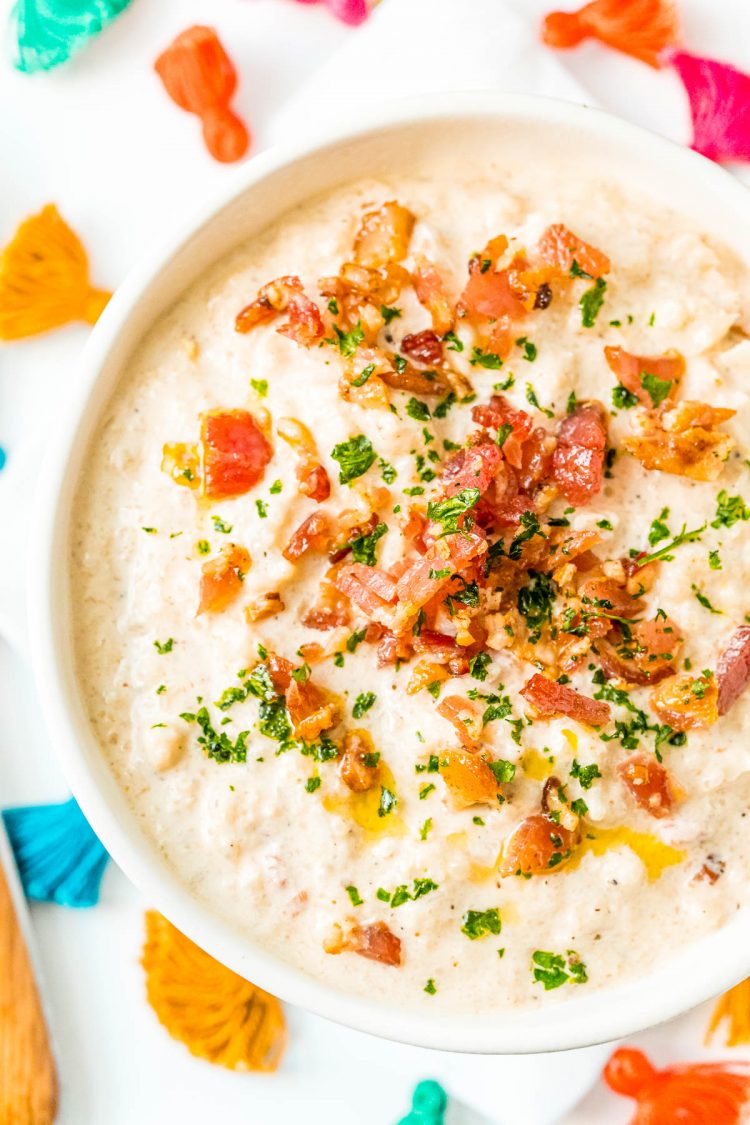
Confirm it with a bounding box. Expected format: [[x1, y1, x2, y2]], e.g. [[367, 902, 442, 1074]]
[[2, 797, 109, 907], [397, 1080, 448, 1125]]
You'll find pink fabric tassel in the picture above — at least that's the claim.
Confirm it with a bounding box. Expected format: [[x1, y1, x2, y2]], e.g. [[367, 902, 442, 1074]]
[[291, 0, 369, 25], [664, 48, 750, 163]]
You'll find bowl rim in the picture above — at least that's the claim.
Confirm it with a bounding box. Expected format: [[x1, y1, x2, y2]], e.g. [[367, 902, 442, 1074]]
[[28, 90, 750, 1054]]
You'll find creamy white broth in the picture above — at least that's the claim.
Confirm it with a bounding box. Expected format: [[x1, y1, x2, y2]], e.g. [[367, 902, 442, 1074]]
[[71, 168, 750, 1013]]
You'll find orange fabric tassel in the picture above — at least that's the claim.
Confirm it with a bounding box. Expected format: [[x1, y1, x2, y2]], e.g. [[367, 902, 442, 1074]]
[[0, 204, 110, 341], [142, 911, 286, 1071], [541, 0, 679, 68], [154, 26, 250, 163], [707, 978, 750, 1047], [604, 1046, 750, 1124]]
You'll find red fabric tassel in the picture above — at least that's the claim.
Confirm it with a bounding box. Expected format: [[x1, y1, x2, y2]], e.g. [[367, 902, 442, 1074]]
[[541, 0, 679, 68], [604, 1047, 750, 1124], [154, 26, 250, 163], [664, 48, 750, 163]]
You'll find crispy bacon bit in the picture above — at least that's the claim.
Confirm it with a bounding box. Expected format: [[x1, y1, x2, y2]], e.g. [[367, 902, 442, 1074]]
[[406, 660, 449, 695], [376, 629, 412, 667], [437, 695, 483, 749], [378, 358, 452, 397], [245, 590, 284, 622], [400, 329, 443, 366], [265, 652, 294, 693], [412, 254, 454, 335], [520, 673, 611, 726], [623, 403, 735, 482], [618, 753, 674, 819], [335, 563, 397, 616], [302, 575, 351, 631], [537, 224, 611, 278], [413, 630, 470, 676], [695, 854, 726, 884], [287, 678, 339, 741], [330, 921, 402, 967], [197, 544, 251, 614], [442, 439, 503, 496], [277, 417, 330, 503], [459, 255, 528, 332], [329, 513, 379, 564], [604, 345, 685, 407], [201, 409, 272, 499], [597, 615, 683, 685], [162, 441, 201, 490], [650, 671, 719, 732], [551, 401, 607, 505], [339, 729, 378, 792], [499, 814, 578, 876], [235, 275, 324, 346], [471, 395, 534, 469], [717, 626, 750, 715], [353, 201, 415, 268], [518, 427, 556, 492], [441, 748, 499, 807], [283, 511, 332, 562]]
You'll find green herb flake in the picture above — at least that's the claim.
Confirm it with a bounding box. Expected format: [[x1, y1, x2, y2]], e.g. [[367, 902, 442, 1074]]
[[709, 549, 722, 570], [648, 507, 671, 546], [532, 949, 588, 991], [353, 691, 376, 719], [330, 321, 364, 357], [426, 487, 481, 537], [142, 526, 157, 534], [444, 330, 464, 352], [255, 499, 268, 519], [406, 397, 431, 422], [345, 885, 364, 906], [197, 539, 211, 555], [424, 978, 437, 995], [461, 908, 502, 941], [346, 627, 367, 654], [332, 434, 377, 485], [419, 818, 433, 841], [692, 584, 722, 615], [570, 759, 602, 789], [381, 304, 402, 325], [612, 384, 638, 410], [378, 786, 397, 818], [470, 347, 503, 369], [350, 521, 387, 567], [516, 336, 537, 362], [712, 490, 750, 529], [305, 776, 321, 793], [250, 378, 268, 397], [525, 383, 554, 418], [469, 651, 491, 681], [211, 515, 233, 534], [379, 457, 397, 484], [419, 783, 436, 800], [640, 371, 672, 408], [153, 638, 174, 655], [493, 373, 515, 392], [579, 277, 607, 328]]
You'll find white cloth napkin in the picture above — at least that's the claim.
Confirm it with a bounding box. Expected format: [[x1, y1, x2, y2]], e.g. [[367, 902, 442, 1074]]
[[273, 4, 610, 1123]]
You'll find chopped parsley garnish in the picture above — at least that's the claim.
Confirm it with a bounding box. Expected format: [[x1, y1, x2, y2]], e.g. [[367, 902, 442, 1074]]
[[346, 627, 367, 653], [517, 570, 555, 643], [489, 759, 516, 784], [532, 950, 588, 991], [331, 434, 376, 484], [516, 336, 537, 362], [255, 499, 268, 519], [379, 457, 397, 484], [596, 518, 613, 531], [380, 304, 402, 324], [473, 816, 485, 826], [692, 584, 722, 614], [571, 798, 588, 817], [443, 330, 464, 352], [470, 347, 503, 369], [424, 979, 437, 995], [333, 652, 344, 668], [378, 786, 397, 818], [305, 776, 321, 793], [351, 362, 375, 387], [566, 390, 578, 414], [461, 908, 502, 940], [426, 487, 481, 537], [579, 277, 607, 327], [153, 638, 174, 654], [712, 490, 750, 529], [405, 397, 431, 421], [211, 515, 233, 534], [350, 521, 387, 566], [345, 885, 364, 906], [250, 378, 268, 397], [419, 783, 436, 800], [592, 668, 685, 759], [433, 392, 457, 418], [180, 706, 248, 763], [419, 818, 433, 841], [612, 384, 638, 410], [445, 579, 479, 613], [525, 383, 554, 418], [709, 549, 722, 570], [469, 651, 491, 681], [156, 684, 166, 695], [648, 507, 671, 546], [142, 526, 157, 534], [640, 371, 672, 408], [570, 759, 601, 789], [493, 372, 515, 392], [327, 297, 339, 315], [569, 259, 593, 280], [270, 479, 282, 493], [330, 321, 364, 357], [635, 522, 705, 567], [291, 663, 311, 684], [352, 691, 376, 718], [197, 539, 211, 555], [509, 511, 547, 560]]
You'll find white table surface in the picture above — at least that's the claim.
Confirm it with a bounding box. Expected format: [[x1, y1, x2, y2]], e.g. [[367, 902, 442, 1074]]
[[1, 1, 749, 1122]]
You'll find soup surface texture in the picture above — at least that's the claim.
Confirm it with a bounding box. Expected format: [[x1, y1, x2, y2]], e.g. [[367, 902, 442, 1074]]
[[72, 168, 750, 1012]]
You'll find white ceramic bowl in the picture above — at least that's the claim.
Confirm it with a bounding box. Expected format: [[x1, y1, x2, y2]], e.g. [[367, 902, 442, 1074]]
[[27, 93, 750, 1054]]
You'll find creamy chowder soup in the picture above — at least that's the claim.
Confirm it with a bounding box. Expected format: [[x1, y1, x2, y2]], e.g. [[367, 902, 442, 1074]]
[[72, 165, 750, 1014]]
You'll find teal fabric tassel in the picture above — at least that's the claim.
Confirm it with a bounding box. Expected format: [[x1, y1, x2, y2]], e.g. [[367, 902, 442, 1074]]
[[397, 1080, 448, 1125], [10, 0, 134, 74], [2, 797, 109, 907]]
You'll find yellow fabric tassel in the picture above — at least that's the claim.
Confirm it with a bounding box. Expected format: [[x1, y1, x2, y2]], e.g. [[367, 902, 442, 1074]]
[[141, 911, 287, 1071], [0, 204, 111, 341], [707, 978, 750, 1047]]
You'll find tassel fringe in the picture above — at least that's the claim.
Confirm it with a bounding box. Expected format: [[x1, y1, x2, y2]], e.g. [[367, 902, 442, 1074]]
[[665, 48, 750, 163], [142, 911, 287, 1071], [542, 0, 680, 68], [2, 797, 109, 908], [707, 978, 750, 1048], [10, 0, 134, 74], [0, 204, 111, 341], [604, 1046, 750, 1124], [397, 1080, 448, 1125]]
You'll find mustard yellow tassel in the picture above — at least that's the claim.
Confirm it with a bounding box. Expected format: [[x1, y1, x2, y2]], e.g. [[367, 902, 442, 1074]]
[[0, 204, 111, 341], [141, 911, 287, 1071], [707, 978, 750, 1047]]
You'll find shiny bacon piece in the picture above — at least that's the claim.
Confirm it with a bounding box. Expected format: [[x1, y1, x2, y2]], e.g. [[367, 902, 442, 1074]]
[[623, 405, 735, 482], [437, 695, 483, 749], [551, 402, 607, 505], [298, 463, 331, 502], [287, 679, 339, 741], [337, 921, 402, 967], [618, 753, 673, 819], [379, 358, 452, 397], [376, 629, 413, 667], [277, 417, 331, 503], [335, 563, 397, 615], [499, 814, 578, 876], [400, 329, 443, 366], [283, 511, 332, 562], [441, 748, 499, 807], [604, 345, 685, 408], [471, 395, 534, 469], [235, 275, 324, 345], [413, 630, 470, 677], [197, 545, 251, 614], [441, 440, 503, 496], [301, 575, 352, 631], [459, 256, 528, 324], [650, 671, 719, 732], [520, 673, 611, 726], [201, 409, 272, 499], [339, 729, 379, 793], [596, 615, 683, 685], [412, 254, 454, 335], [353, 201, 415, 269], [717, 626, 750, 716], [537, 223, 611, 278], [518, 427, 556, 493]]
